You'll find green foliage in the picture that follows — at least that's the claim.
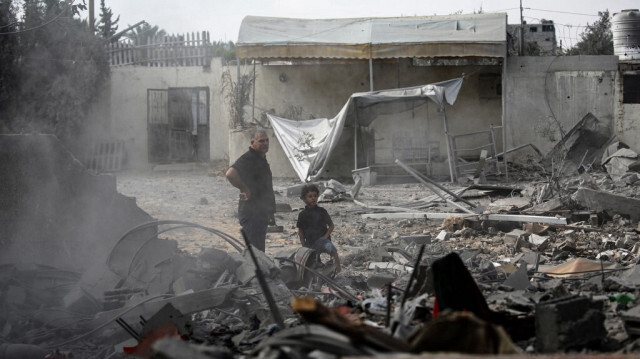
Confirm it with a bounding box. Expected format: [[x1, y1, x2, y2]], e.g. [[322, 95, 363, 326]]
[[0, 0, 109, 141], [125, 22, 166, 45], [97, 0, 119, 41], [563, 10, 613, 55], [212, 40, 235, 63], [221, 67, 254, 128]]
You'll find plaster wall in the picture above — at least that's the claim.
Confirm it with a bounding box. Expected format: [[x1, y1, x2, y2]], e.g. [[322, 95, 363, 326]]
[[228, 59, 504, 179], [618, 103, 640, 152], [93, 60, 228, 169], [615, 70, 640, 153], [505, 56, 618, 161]]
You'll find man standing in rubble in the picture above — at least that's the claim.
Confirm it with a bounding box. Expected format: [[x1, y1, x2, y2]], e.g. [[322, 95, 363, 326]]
[[225, 129, 276, 252]]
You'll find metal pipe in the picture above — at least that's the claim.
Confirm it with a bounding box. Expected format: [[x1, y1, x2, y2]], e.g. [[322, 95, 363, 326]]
[[502, 16, 510, 181], [252, 61, 256, 122], [276, 257, 359, 302], [369, 58, 374, 91], [441, 104, 456, 182], [241, 230, 285, 328], [354, 103, 359, 170], [395, 159, 477, 209]]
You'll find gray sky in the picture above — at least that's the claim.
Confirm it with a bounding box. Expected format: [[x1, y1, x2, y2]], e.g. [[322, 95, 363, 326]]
[[104, 0, 637, 51]]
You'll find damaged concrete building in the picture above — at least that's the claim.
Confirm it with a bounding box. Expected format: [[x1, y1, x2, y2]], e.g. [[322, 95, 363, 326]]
[[3, 8, 640, 359]]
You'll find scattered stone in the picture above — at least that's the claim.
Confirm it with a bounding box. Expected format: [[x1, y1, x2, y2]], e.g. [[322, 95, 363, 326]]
[[275, 202, 292, 212], [530, 234, 549, 251], [503, 264, 531, 291], [504, 229, 527, 246], [436, 230, 451, 242], [400, 234, 432, 245]]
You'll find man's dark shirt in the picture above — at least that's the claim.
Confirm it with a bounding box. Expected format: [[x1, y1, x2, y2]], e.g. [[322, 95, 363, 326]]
[[296, 205, 333, 247], [231, 147, 275, 217]]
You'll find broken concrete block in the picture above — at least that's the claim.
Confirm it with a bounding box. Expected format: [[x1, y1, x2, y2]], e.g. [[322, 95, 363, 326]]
[[629, 159, 640, 173], [486, 197, 530, 213], [436, 230, 450, 242], [558, 239, 577, 253], [352, 167, 377, 186], [514, 237, 530, 251], [604, 276, 636, 292], [504, 229, 527, 246], [514, 251, 543, 267], [400, 234, 432, 246], [542, 113, 611, 174], [535, 295, 606, 353], [529, 234, 549, 251], [621, 172, 639, 185], [454, 227, 475, 239], [572, 188, 640, 221], [197, 248, 232, 275], [602, 148, 639, 181], [350, 176, 363, 198], [503, 265, 530, 291], [234, 250, 280, 285], [369, 246, 393, 261]]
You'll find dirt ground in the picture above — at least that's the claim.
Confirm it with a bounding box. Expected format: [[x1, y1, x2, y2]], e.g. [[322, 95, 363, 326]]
[[115, 164, 438, 258]]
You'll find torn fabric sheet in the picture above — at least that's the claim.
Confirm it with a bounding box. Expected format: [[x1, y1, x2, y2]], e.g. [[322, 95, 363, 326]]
[[268, 78, 463, 182], [268, 101, 349, 182]]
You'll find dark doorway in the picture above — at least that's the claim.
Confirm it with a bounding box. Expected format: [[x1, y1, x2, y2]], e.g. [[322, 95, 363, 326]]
[[147, 87, 210, 163]]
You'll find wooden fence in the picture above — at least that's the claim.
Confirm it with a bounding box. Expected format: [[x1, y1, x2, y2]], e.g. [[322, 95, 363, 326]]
[[107, 31, 212, 67]]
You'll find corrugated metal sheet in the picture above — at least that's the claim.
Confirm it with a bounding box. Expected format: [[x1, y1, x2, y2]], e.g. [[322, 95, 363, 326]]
[[237, 13, 507, 59]]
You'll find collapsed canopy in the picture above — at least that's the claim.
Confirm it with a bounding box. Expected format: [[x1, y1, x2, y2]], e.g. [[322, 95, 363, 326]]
[[268, 78, 463, 182]]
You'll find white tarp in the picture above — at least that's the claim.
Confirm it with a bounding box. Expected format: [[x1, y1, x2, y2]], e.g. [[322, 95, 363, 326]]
[[268, 78, 463, 182], [237, 14, 507, 59]]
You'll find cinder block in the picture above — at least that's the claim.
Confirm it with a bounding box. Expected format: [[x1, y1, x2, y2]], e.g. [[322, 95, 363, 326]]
[[535, 295, 606, 353]]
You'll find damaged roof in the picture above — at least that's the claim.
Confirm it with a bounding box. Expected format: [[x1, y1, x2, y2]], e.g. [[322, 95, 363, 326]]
[[236, 13, 508, 59]]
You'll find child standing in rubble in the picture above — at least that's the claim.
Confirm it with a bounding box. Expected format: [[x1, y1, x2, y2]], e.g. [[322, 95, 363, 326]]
[[297, 184, 342, 274]]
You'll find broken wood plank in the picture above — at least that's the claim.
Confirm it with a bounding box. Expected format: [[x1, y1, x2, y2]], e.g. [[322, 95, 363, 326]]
[[353, 199, 418, 213], [473, 149, 488, 184], [362, 212, 567, 225], [362, 212, 476, 220], [395, 159, 478, 210]]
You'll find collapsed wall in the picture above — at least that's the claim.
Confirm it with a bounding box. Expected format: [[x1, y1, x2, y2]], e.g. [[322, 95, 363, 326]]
[[0, 134, 154, 272]]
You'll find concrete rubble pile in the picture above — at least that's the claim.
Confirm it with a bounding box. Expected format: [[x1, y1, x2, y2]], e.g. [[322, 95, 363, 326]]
[[3, 133, 640, 358]]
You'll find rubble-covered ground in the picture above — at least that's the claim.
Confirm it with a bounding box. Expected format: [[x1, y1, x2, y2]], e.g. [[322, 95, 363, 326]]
[[4, 154, 640, 358]]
